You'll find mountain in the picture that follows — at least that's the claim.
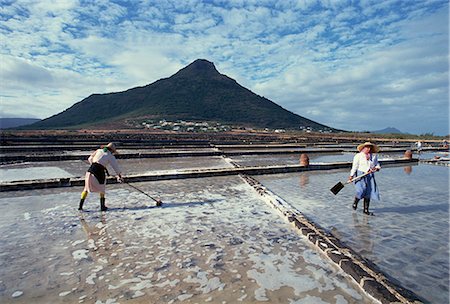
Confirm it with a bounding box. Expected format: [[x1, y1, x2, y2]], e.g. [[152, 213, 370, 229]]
[[0, 118, 40, 129], [371, 127, 403, 134], [27, 59, 336, 131]]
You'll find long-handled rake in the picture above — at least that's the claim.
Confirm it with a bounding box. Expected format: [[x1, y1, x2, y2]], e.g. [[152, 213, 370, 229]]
[[125, 181, 163, 206]]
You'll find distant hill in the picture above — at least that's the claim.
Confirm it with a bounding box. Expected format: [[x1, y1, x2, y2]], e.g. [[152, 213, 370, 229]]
[[371, 127, 403, 134], [26, 59, 337, 132], [0, 118, 40, 129]]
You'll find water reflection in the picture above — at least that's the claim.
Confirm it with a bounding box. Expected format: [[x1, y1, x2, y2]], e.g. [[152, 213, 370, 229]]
[[299, 173, 309, 188], [403, 166, 412, 175], [330, 214, 374, 257], [80, 213, 106, 237], [79, 213, 116, 261], [352, 213, 374, 256]]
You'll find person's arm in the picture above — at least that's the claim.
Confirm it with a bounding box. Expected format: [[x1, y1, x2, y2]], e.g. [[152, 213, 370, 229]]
[[349, 154, 359, 181], [109, 155, 123, 182], [88, 150, 97, 164], [369, 154, 381, 173]]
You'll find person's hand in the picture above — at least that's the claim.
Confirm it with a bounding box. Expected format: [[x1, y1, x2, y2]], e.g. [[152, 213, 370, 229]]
[[117, 175, 124, 183], [348, 176, 353, 182]]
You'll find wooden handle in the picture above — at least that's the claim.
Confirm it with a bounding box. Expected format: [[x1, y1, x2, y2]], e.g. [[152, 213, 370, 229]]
[[347, 171, 373, 184]]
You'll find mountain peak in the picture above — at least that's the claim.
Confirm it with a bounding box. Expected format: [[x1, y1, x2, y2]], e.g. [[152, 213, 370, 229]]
[[174, 59, 220, 78], [28, 59, 336, 131], [188, 59, 217, 70], [371, 127, 403, 134]]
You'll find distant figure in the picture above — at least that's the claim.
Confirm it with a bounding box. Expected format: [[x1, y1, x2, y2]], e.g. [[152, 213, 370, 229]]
[[415, 141, 423, 154], [349, 142, 381, 216], [443, 139, 448, 148], [79, 143, 123, 211]]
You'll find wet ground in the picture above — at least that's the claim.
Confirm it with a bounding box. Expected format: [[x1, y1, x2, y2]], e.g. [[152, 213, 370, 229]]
[[0, 176, 374, 303], [257, 164, 449, 304], [1, 149, 448, 303]]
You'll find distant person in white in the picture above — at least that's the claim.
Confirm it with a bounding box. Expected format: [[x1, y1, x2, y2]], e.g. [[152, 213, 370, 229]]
[[78, 143, 123, 211], [349, 142, 381, 216], [415, 141, 422, 154]]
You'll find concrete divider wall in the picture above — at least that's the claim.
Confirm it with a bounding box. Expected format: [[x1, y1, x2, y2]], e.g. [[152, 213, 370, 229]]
[[0, 149, 344, 163], [1, 158, 418, 192]]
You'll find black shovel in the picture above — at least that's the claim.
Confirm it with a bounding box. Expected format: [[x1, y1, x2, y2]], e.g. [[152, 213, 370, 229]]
[[330, 171, 372, 195]]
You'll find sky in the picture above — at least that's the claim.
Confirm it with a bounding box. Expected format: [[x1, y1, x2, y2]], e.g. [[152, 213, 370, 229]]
[[0, 0, 448, 135]]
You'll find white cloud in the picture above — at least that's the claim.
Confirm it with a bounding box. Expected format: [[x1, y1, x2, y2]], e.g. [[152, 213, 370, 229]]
[[251, 2, 448, 134], [0, 0, 448, 134]]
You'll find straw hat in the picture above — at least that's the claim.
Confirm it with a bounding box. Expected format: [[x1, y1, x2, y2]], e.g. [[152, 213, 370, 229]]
[[102, 142, 118, 154], [357, 142, 380, 153]]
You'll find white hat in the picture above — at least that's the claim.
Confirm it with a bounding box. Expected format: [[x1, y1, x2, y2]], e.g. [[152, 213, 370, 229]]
[[103, 142, 118, 154], [357, 142, 380, 153]]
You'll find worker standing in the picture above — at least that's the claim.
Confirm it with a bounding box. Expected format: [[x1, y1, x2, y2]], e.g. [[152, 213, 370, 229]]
[[415, 141, 423, 154], [349, 142, 381, 216], [78, 143, 123, 211]]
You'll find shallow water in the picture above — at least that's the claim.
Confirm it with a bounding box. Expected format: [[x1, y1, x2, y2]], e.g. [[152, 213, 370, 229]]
[[0, 156, 233, 182], [0, 166, 75, 182], [230, 152, 409, 167], [256, 164, 450, 304], [0, 176, 373, 303]]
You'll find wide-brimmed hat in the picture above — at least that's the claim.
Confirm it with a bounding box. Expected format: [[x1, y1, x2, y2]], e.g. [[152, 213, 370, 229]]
[[102, 142, 118, 154], [357, 142, 380, 153]]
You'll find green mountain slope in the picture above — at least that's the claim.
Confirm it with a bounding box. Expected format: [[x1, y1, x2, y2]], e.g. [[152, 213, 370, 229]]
[[29, 59, 336, 131]]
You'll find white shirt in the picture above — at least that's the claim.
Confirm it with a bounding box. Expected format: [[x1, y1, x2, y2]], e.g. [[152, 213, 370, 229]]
[[350, 152, 381, 177], [88, 149, 121, 175]]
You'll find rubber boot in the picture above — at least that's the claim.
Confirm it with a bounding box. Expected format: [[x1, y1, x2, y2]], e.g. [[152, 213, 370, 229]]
[[363, 198, 374, 216], [352, 197, 359, 210], [100, 197, 108, 211], [78, 199, 85, 211]]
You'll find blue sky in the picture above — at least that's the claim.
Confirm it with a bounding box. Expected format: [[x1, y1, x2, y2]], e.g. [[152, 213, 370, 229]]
[[1, 0, 448, 135]]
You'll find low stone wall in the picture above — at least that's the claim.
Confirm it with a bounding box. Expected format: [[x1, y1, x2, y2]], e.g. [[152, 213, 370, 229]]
[[0, 158, 418, 192], [419, 159, 450, 167], [0, 148, 344, 163], [345, 147, 448, 153]]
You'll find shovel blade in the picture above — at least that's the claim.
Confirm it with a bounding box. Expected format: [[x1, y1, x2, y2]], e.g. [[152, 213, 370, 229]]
[[330, 182, 345, 195]]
